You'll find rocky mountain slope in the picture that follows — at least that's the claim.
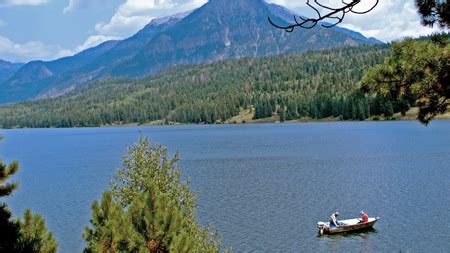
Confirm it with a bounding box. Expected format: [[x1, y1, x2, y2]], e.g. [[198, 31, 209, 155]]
[[0, 0, 381, 104]]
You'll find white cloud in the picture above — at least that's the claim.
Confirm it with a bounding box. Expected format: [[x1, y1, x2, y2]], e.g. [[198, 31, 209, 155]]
[[60, 0, 206, 60], [47, 35, 121, 61], [94, 0, 206, 38], [74, 34, 120, 52], [0, 35, 71, 62], [63, 0, 109, 14], [0, 0, 48, 6], [63, 0, 81, 13], [1, 0, 207, 62], [267, 0, 445, 42], [0, 32, 119, 63], [337, 1, 442, 42]]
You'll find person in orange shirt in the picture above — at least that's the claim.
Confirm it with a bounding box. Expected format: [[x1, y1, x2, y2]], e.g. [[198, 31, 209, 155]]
[[360, 211, 369, 223]]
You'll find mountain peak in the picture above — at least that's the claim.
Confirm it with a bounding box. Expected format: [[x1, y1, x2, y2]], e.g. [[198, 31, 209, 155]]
[[150, 10, 192, 26], [205, 0, 267, 11], [0, 0, 382, 104], [208, 0, 263, 4]]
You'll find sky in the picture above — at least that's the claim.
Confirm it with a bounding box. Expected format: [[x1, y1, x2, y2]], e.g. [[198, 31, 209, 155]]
[[0, 0, 445, 63]]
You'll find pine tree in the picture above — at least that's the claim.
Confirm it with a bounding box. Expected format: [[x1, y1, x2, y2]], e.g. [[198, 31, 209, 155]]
[[83, 192, 138, 252], [351, 101, 357, 120], [127, 191, 188, 252], [0, 136, 19, 198], [416, 0, 450, 28], [277, 108, 286, 122], [16, 210, 58, 253], [362, 38, 449, 124], [384, 101, 394, 117], [0, 202, 20, 252], [0, 135, 57, 253], [0, 135, 21, 251], [84, 137, 222, 252], [357, 100, 366, 120]]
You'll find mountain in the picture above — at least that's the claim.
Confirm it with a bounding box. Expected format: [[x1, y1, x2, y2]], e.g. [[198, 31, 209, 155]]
[[112, 0, 380, 76], [0, 12, 188, 104], [48, 11, 191, 97], [1, 40, 119, 103], [0, 0, 382, 104], [0, 60, 24, 84]]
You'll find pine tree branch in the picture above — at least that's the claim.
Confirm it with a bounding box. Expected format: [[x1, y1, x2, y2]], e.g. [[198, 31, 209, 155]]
[[0, 182, 19, 197], [0, 160, 19, 184], [268, 0, 379, 32]]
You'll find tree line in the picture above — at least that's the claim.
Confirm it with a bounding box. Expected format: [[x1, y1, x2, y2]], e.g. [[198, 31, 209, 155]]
[[0, 44, 390, 128]]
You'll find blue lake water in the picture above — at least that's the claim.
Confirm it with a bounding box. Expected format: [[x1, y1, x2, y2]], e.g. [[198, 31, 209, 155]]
[[1, 121, 449, 252]]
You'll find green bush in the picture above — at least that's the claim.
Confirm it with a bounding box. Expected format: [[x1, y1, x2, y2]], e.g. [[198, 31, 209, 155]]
[[84, 137, 222, 252]]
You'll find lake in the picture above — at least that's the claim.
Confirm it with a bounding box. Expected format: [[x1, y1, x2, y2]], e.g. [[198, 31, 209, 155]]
[[1, 121, 449, 252]]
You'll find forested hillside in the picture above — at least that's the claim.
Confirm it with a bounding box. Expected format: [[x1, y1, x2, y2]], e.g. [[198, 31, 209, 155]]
[[0, 44, 391, 128]]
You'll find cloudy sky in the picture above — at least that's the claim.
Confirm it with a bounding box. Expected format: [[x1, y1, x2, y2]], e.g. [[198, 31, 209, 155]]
[[0, 0, 444, 62]]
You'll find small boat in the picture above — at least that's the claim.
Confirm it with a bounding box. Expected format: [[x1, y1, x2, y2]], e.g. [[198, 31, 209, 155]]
[[317, 217, 379, 235]]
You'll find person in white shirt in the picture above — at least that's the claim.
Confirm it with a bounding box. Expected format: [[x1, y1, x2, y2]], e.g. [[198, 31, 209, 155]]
[[329, 212, 340, 227]]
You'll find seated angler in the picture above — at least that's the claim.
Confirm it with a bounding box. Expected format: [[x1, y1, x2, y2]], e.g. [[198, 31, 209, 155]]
[[329, 212, 340, 227], [359, 211, 369, 223]]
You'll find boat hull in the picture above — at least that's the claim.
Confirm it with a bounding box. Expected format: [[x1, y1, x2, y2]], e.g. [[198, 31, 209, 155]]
[[318, 217, 379, 235]]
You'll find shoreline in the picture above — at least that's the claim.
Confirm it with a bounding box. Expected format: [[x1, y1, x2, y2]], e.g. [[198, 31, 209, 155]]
[[2, 107, 449, 130], [2, 116, 449, 130]]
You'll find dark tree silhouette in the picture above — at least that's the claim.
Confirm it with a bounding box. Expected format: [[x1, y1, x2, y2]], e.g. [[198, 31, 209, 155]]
[[0, 135, 57, 252], [0, 155, 21, 252], [416, 0, 450, 29], [268, 0, 379, 32]]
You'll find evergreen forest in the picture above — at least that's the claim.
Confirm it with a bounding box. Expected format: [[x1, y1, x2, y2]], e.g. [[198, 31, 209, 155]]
[[0, 44, 392, 128]]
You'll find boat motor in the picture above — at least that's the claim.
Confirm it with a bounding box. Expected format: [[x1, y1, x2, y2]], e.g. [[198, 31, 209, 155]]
[[317, 222, 326, 236]]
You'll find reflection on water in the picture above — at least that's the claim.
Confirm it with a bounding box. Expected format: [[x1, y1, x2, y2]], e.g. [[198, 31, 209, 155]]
[[321, 229, 378, 253], [0, 121, 449, 252]]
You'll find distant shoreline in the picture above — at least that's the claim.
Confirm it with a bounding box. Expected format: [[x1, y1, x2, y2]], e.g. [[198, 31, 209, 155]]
[[0, 115, 450, 130], [110, 116, 450, 127], [1, 108, 449, 130]]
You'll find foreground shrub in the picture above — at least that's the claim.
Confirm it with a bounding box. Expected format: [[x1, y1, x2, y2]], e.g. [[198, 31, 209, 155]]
[[84, 137, 222, 253]]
